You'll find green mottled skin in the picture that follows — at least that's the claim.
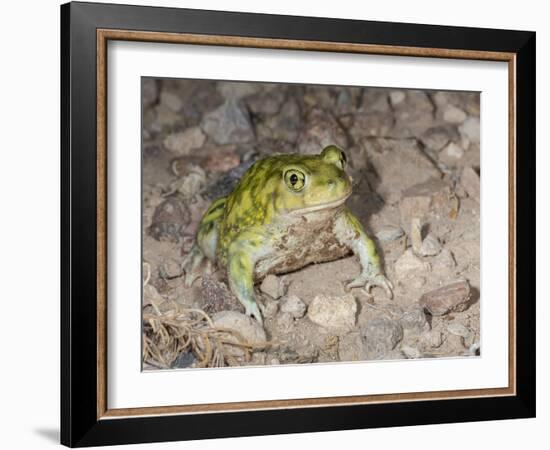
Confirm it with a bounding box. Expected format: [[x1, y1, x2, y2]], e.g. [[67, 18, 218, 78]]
[[183, 146, 392, 324]]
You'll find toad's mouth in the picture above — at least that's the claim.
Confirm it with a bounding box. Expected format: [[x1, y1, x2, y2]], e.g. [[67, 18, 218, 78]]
[[288, 189, 352, 215]]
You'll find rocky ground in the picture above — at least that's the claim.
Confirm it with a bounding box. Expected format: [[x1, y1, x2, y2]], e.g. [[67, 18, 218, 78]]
[[141, 78, 481, 370]]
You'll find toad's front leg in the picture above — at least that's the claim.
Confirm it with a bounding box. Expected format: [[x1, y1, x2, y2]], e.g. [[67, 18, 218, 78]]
[[334, 208, 393, 298], [226, 231, 269, 325]]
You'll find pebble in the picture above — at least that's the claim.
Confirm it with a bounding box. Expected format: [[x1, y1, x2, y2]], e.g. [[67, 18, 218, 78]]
[[400, 305, 430, 334], [261, 298, 279, 319], [399, 178, 452, 224], [297, 108, 348, 155], [260, 274, 287, 299], [363, 138, 442, 201], [461, 166, 480, 201], [160, 90, 183, 112], [375, 225, 404, 242], [459, 117, 480, 144], [420, 126, 454, 152], [394, 249, 431, 278], [149, 197, 190, 242], [203, 148, 241, 173], [159, 258, 183, 279], [307, 293, 357, 332], [280, 295, 307, 319], [422, 330, 443, 348], [419, 280, 472, 316], [212, 311, 267, 357], [442, 104, 467, 124], [163, 126, 206, 156], [362, 316, 404, 360], [401, 345, 423, 359], [275, 312, 294, 333], [447, 323, 472, 338], [433, 249, 457, 270], [200, 276, 242, 315], [418, 233, 443, 257], [171, 351, 195, 369], [389, 90, 406, 106], [201, 99, 255, 145], [338, 332, 367, 361], [439, 142, 465, 167]]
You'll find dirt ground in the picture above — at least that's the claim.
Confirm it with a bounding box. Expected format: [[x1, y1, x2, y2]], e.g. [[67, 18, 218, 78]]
[[141, 78, 481, 370]]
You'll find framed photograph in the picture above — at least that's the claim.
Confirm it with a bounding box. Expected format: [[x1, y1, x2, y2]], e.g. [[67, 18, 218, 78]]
[[61, 1, 535, 447]]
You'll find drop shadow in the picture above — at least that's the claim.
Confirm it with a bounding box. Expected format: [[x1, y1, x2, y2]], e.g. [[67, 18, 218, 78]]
[[34, 428, 59, 444]]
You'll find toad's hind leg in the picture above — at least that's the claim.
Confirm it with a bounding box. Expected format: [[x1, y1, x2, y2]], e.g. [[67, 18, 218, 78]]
[[182, 197, 226, 287]]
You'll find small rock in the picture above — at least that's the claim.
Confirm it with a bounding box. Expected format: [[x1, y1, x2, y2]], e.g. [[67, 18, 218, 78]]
[[447, 323, 472, 338], [376, 225, 405, 242], [461, 166, 480, 201], [275, 312, 294, 333], [200, 276, 242, 315], [260, 274, 287, 299], [212, 311, 267, 357], [163, 126, 206, 156], [389, 90, 406, 106], [280, 295, 307, 319], [246, 85, 286, 115], [307, 293, 357, 332], [257, 99, 301, 143], [433, 249, 457, 270], [459, 117, 480, 144], [422, 330, 443, 348], [297, 108, 348, 155], [203, 148, 241, 173], [201, 99, 255, 145], [250, 352, 267, 366], [360, 88, 391, 113], [160, 90, 183, 112], [442, 104, 467, 124], [269, 357, 281, 365], [418, 234, 443, 257], [420, 126, 455, 152], [419, 280, 472, 316], [338, 332, 367, 361], [261, 298, 279, 319], [363, 138, 442, 202], [171, 351, 195, 369], [400, 305, 430, 334], [159, 258, 183, 279], [394, 249, 431, 278], [399, 178, 452, 224], [401, 345, 423, 359], [350, 112, 394, 139], [362, 316, 403, 360], [439, 142, 465, 167], [168, 165, 207, 200], [217, 81, 259, 100], [149, 197, 190, 242]]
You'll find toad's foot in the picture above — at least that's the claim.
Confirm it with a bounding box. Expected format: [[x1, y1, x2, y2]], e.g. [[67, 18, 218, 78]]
[[181, 246, 213, 288], [345, 273, 394, 299], [244, 301, 264, 326]]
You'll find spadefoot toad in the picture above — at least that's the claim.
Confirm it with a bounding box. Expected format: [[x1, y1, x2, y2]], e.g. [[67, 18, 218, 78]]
[[183, 145, 392, 323]]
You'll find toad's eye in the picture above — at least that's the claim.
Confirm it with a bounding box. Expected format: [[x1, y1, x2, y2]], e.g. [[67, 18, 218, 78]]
[[284, 169, 306, 191], [321, 145, 347, 170]]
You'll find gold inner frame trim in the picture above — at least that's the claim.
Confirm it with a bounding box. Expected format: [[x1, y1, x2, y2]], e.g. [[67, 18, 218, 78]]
[[96, 28, 517, 420]]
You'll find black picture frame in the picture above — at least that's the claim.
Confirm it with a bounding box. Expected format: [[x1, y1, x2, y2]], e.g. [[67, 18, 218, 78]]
[[61, 1, 535, 447]]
